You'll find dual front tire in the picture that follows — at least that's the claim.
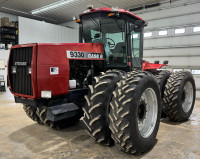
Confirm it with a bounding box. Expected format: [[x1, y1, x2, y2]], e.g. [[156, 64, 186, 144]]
[[109, 71, 161, 154], [83, 70, 161, 155], [23, 105, 80, 129]]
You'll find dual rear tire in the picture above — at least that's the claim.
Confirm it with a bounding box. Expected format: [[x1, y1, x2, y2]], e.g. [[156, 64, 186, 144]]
[[163, 71, 196, 121]]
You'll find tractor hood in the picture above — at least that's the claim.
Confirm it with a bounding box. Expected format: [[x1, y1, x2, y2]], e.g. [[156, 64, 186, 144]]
[[8, 43, 105, 99]]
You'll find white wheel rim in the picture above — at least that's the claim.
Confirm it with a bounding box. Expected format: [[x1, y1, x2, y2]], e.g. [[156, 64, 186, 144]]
[[182, 81, 194, 113], [137, 88, 158, 138]]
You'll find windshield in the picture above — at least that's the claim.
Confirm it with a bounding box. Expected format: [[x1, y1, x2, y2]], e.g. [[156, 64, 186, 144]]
[[82, 17, 126, 66]]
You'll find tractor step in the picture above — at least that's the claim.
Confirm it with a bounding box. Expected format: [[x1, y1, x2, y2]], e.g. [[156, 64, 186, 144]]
[[46, 103, 79, 122]]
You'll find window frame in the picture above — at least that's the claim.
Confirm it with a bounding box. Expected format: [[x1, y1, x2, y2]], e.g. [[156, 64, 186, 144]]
[[175, 28, 185, 34], [144, 32, 152, 38], [158, 30, 168, 36], [193, 26, 200, 33]]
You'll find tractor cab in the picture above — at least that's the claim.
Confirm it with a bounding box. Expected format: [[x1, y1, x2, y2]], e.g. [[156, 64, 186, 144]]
[[78, 7, 146, 71]]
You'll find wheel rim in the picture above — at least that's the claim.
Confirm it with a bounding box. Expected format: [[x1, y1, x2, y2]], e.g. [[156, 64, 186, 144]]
[[137, 88, 158, 138], [182, 81, 194, 113]]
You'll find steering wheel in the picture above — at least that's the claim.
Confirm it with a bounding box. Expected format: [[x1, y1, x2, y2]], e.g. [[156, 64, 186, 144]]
[[106, 38, 115, 48]]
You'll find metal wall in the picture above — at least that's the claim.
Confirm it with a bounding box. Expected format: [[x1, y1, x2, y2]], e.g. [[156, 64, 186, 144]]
[[136, 0, 200, 98], [19, 16, 79, 44]]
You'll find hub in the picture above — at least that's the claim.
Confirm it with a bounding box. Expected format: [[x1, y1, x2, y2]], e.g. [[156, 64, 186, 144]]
[[181, 90, 186, 103], [137, 100, 147, 123]]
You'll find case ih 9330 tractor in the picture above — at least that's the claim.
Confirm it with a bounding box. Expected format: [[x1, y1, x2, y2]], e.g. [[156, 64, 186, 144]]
[[8, 7, 195, 155]]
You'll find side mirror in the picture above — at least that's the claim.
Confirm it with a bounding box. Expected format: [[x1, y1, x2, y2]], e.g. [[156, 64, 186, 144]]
[[135, 20, 143, 27], [134, 20, 144, 32]]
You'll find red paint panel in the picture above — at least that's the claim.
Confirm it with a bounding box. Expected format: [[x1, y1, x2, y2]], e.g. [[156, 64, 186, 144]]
[[8, 43, 104, 99], [142, 60, 167, 71], [36, 43, 104, 98]]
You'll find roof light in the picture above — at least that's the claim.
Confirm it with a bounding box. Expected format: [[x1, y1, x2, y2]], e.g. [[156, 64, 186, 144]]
[[175, 28, 185, 34], [87, 4, 93, 9], [108, 13, 116, 17], [31, 0, 74, 14], [111, 7, 119, 11], [72, 16, 77, 21], [193, 26, 200, 32], [76, 19, 81, 23]]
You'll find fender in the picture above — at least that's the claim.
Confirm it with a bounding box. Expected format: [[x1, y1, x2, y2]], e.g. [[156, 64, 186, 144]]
[[142, 60, 167, 71]]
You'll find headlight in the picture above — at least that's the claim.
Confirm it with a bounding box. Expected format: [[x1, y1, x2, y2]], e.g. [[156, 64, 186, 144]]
[[11, 66, 17, 74], [41, 91, 52, 98], [27, 67, 31, 75]]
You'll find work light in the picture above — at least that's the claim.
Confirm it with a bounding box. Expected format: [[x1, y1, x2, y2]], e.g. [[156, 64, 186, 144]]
[[41, 91, 52, 98], [27, 67, 31, 75]]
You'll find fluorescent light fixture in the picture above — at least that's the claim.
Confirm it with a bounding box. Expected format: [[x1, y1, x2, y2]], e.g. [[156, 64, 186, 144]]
[[144, 32, 152, 38], [175, 28, 185, 34], [133, 34, 138, 39], [1, 7, 57, 22], [193, 26, 200, 32], [159, 30, 167, 36], [31, 0, 74, 14]]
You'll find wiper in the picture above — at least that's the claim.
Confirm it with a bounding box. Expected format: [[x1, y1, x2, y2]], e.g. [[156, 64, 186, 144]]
[[114, 19, 123, 32], [114, 18, 124, 40], [91, 18, 101, 32]]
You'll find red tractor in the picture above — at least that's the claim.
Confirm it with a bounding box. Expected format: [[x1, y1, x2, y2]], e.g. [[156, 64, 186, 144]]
[[8, 7, 196, 155]]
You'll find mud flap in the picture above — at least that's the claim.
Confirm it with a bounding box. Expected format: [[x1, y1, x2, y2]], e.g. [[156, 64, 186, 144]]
[[46, 103, 79, 121]]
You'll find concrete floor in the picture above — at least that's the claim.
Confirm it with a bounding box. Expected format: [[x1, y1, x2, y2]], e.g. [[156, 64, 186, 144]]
[[0, 90, 200, 159]]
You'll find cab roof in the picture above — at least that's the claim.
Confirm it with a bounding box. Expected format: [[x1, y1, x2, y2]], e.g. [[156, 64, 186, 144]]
[[80, 7, 144, 21]]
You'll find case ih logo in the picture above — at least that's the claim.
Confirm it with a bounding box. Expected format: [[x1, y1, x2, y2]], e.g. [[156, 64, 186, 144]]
[[15, 62, 27, 66], [67, 51, 104, 59]]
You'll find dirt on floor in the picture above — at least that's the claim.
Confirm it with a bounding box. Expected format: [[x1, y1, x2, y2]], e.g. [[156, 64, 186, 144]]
[[0, 90, 200, 159]]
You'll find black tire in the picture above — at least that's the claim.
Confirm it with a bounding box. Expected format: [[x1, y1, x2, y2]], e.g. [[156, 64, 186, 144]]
[[36, 106, 81, 129], [109, 71, 161, 155], [155, 70, 172, 118], [82, 70, 126, 145], [23, 105, 43, 125], [163, 71, 196, 122]]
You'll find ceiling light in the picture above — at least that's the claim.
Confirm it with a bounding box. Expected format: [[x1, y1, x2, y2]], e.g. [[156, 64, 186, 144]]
[[31, 0, 75, 14], [1, 7, 56, 21]]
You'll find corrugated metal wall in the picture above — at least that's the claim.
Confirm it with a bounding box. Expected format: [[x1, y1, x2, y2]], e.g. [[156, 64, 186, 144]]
[[136, 0, 200, 98], [19, 16, 78, 44]]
